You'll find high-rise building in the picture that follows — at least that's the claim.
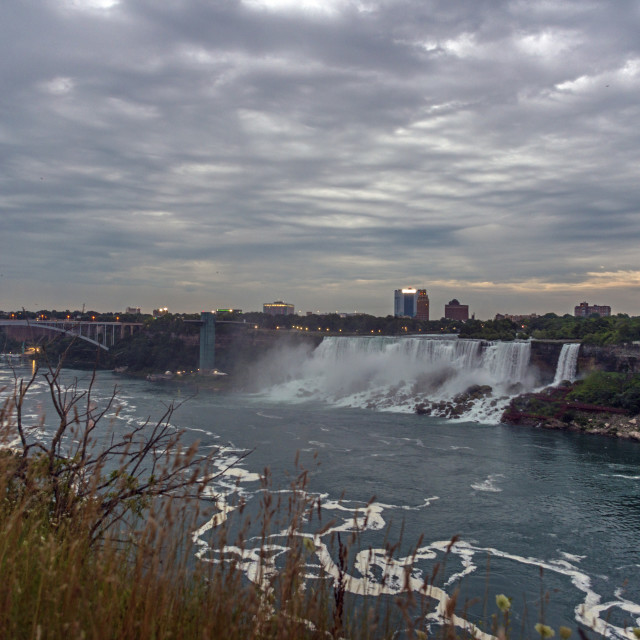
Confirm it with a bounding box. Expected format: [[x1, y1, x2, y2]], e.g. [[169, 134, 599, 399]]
[[444, 299, 469, 322], [416, 289, 430, 321], [394, 288, 418, 317], [263, 301, 295, 316], [574, 302, 611, 318]]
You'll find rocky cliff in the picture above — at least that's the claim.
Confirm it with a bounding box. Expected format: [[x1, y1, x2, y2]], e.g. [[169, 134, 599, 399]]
[[529, 341, 640, 382]]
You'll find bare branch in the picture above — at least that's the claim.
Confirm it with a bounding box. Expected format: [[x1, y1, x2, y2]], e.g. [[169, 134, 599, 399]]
[[1, 347, 236, 547]]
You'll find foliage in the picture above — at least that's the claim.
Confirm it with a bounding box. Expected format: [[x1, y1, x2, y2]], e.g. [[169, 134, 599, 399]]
[[242, 311, 463, 336], [0, 330, 22, 353], [109, 332, 198, 373], [230, 311, 640, 345], [521, 313, 640, 344], [0, 359, 371, 638], [32, 336, 111, 370], [0, 357, 587, 639], [1, 349, 225, 544], [567, 372, 640, 415], [458, 318, 517, 341]]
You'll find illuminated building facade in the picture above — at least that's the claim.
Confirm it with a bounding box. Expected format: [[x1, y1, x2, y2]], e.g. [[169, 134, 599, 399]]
[[394, 288, 419, 317], [416, 289, 429, 321], [263, 301, 295, 316]]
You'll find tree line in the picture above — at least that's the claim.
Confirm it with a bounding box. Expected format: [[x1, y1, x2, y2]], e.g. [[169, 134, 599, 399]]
[[3, 310, 640, 374]]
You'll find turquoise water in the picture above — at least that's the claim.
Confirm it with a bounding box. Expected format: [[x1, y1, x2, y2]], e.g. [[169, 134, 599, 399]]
[[2, 361, 640, 638]]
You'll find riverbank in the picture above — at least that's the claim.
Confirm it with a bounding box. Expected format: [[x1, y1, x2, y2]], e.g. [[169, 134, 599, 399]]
[[501, 383, 640, 440], [113, 367, 236, 393]]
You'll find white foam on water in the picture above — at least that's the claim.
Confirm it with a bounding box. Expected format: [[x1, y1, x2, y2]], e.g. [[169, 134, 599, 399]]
[[186, 427, 216, 436], [308, 440, 329, 448], [193, 473, 639, 640], [256, 411, 283, 419], [192, 448, 262, 543], [471, 474, 505, 492], [437, 541, 640, 640]]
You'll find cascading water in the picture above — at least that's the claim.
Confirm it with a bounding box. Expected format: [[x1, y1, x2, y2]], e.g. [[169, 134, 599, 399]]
[[552, 343, 581, 386], [258, 336, 535, 423]]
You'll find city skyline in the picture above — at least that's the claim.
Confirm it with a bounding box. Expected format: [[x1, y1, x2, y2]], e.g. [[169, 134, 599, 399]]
[[2, 0, 640, 318], [0, 294, 619, 321]]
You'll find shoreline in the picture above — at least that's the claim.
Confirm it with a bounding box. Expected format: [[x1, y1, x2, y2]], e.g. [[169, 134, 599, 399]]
[[501, 385, 640, 441], [504, 409, 640, 440]]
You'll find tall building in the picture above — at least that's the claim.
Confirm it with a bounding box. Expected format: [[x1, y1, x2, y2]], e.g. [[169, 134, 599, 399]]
[[416, 289, 430, 321], [574, 302, 611, 318], [263, 301, 295, 316], [394, 288, 418, 317], [444, 299, 469, 322]]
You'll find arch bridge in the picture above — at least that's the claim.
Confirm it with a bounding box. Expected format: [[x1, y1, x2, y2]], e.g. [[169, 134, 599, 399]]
[[0, 319, 142, 351]]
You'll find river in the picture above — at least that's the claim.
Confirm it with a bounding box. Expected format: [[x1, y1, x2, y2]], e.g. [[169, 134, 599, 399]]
[[1, 338, 639, 638]]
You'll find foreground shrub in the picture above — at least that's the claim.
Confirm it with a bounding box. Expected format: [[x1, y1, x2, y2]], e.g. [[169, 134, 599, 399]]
[[0, 354, 352, 638], [0, 352, 588, 639]]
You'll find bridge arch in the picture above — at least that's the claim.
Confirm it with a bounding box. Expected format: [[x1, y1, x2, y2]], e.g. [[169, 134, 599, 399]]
[[0, 320, 141, 351], [27, 324, 109, 351]]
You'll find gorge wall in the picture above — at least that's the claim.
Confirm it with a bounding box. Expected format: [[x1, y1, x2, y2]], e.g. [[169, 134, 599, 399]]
[[529, 341, 640, 381]]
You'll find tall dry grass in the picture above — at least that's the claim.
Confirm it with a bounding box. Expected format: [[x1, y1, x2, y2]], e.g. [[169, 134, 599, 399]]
[[0, 353, 588, 640], [0, 355, 386, 639]]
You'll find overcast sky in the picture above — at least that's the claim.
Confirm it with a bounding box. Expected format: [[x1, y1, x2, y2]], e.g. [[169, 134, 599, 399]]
[[2, 0, 639, 318]]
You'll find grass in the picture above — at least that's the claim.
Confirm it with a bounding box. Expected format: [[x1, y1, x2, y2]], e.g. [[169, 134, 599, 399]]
[[0, 354, 627, 639], [0, 451, 327, 639], [0, 354, 381, 639]]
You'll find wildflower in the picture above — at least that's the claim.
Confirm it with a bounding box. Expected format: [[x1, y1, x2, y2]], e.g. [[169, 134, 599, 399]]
[[632, 629, 640, 640], [559, 626, 572, 639], [496, 594, 511, 613], [302, 537, 315, 554], [535, 623, 555, 638]]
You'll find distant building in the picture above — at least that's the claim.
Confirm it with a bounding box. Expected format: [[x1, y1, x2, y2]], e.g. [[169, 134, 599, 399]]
[[304, 311, 365, 317], [125, 306, 141, 315], [416, 289, 430, 321], [444, 299, 469, 322], [495, 313, 539, 323], [264, 301, 295, 316], [394, 288, 419, 317], [153, 307, 168, 317], [574, 302, 611, 318]]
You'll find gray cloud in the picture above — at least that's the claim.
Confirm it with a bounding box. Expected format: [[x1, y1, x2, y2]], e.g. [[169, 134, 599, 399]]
[[1, 0, 639, 317]]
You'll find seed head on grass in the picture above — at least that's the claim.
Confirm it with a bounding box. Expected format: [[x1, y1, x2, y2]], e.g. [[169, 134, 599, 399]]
[[559, 626, 572, 639], [302, 537, 315, 554], [535, 623, 555, 638], [496, 594, 511, 613]]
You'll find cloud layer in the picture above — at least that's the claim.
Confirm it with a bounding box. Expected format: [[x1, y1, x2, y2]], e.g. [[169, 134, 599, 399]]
[[2, 0, 639, 317]]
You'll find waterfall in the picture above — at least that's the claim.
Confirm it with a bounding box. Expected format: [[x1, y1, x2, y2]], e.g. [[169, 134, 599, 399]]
[[552, 343, 580, 386], [258, 336, 535, 423], [482, 341, 531, 383]]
